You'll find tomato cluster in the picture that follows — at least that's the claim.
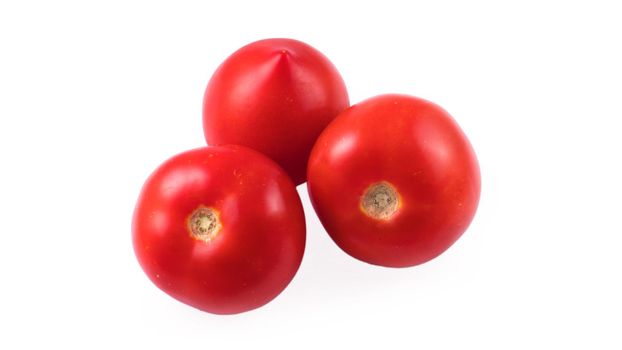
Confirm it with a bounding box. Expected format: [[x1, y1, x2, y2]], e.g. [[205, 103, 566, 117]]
[[132, 38, 480, 314]]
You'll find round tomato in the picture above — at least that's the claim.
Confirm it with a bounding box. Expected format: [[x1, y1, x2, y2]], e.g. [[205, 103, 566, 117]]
[[203, 38, 349, 185], [132, 146, 306, 314], [307, 94, 480, 267]]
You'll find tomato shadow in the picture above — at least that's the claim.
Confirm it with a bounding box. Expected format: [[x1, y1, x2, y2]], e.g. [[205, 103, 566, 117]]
[[285, 186, 432, 307]]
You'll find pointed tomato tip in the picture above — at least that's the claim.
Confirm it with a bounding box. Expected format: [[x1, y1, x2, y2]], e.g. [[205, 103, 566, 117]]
[[277, 49, 291, 60]]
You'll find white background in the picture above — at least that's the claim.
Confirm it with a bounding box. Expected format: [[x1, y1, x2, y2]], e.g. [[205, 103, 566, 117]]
[[1, 0, 621, 348]]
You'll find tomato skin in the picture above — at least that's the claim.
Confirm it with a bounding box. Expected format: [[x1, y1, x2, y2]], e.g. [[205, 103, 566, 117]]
[[307, 94, 480, 267], [203, 38, 349, 185], [132, 146, 305, 314]]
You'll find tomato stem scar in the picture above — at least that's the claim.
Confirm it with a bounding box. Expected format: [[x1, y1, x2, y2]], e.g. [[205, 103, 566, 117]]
[[360, 182, 400, 220], [188, 206, 222, 242]]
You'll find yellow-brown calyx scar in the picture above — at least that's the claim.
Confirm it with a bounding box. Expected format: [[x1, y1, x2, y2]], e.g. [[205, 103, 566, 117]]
[[188, 206, 222, 242], [360, 182, 400, 220]]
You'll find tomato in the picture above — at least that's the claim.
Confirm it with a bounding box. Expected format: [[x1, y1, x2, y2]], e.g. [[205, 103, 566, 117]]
[[132, 146, 306, 314], [203, 38, 349, 185], [307, 95, 480, 267]]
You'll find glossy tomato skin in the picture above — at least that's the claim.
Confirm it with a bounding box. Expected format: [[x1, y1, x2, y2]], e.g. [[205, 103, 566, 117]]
[[132, 146, 306, 314], [203, 38, 349, 185], [307, 95, 480, 267]]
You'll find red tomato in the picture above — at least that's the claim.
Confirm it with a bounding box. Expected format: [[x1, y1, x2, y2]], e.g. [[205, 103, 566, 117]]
[[307, 95, 480, 267], [132, 146, 306, 314], [203, 38, 349, 185]]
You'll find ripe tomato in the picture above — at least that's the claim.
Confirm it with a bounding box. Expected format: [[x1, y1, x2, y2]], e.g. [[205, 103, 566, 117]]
[[203, 38, 349, 185], [132, 146, 306, 314], [307, 95, 480, 267]]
